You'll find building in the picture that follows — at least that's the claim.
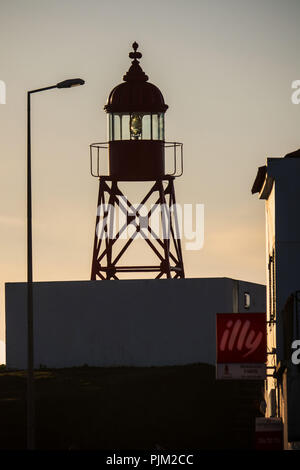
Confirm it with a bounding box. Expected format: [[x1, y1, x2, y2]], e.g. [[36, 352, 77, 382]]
[[252, 149, 300, 449], [5, 277, 265, 370]]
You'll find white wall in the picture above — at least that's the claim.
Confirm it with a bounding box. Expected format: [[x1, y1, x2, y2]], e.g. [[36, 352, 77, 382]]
[[267, 158, 300, 360], [5, 277, 265, 369]]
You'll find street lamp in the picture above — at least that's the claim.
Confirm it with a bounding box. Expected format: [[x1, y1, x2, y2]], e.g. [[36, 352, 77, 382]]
[[27, 77, 85, 450]]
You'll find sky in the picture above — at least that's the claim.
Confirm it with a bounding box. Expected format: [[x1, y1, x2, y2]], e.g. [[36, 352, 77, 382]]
[[1, 0, 300, 354]]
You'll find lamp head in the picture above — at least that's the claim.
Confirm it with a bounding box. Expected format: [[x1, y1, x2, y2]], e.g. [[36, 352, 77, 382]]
[[57, 78, 85, 89]]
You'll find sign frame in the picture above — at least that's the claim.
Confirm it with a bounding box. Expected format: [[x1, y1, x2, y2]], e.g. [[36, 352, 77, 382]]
[[216, 312, 267, 380]]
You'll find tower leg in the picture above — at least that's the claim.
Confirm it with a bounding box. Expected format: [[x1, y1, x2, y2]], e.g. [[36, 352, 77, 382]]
[[91, 177, 185, 280]]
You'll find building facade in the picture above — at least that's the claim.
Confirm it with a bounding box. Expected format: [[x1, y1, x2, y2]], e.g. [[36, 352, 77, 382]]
[[5, 277, 265, 370], [252, 150, 300, 449]]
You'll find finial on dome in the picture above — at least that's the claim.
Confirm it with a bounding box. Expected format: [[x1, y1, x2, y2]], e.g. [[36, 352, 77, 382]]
[[129, 42, 142, 61], [123, 41, 148, 82]]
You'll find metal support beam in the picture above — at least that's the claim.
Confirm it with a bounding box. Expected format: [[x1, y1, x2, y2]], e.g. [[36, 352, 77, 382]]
[[91, 177, 185, 280]]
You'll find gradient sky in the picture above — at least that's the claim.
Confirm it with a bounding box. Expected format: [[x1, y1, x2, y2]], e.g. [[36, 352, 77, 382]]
[[1, 0, 300, 350]]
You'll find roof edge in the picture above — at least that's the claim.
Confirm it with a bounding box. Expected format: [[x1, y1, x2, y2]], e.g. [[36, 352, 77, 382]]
[[251, 166, 267, 194]]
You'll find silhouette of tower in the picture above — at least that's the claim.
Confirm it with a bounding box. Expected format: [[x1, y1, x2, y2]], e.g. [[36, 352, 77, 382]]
[[90, 42, 185, 280]]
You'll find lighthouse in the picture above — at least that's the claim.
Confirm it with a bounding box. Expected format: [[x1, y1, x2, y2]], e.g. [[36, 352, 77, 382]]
[[90, 42, 185, 280]]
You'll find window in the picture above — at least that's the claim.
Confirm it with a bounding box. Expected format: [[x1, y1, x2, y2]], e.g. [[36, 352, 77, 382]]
[[244, 292, 251, 309], [108, 112, 165, 141]]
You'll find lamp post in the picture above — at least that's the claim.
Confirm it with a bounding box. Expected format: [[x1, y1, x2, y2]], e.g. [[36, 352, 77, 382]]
[[27, 78, 85, 450]]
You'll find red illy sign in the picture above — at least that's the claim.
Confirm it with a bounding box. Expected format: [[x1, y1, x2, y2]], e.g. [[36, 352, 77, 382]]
[[216, 313, 267, 364]]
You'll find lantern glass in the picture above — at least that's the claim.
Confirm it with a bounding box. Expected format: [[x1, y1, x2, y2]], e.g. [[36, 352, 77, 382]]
[[130, 113, 143, 139], [122, 114, 130, 140], [114, 114, 121, 140], [152, 114, 158, 140], [158, 113, 164, 140], [142, 114, 151, 139], [108, 112, 165, 141]]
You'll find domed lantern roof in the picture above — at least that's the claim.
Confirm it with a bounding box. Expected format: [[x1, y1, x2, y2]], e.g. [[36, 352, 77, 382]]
[[104, 42, 168, 113]]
